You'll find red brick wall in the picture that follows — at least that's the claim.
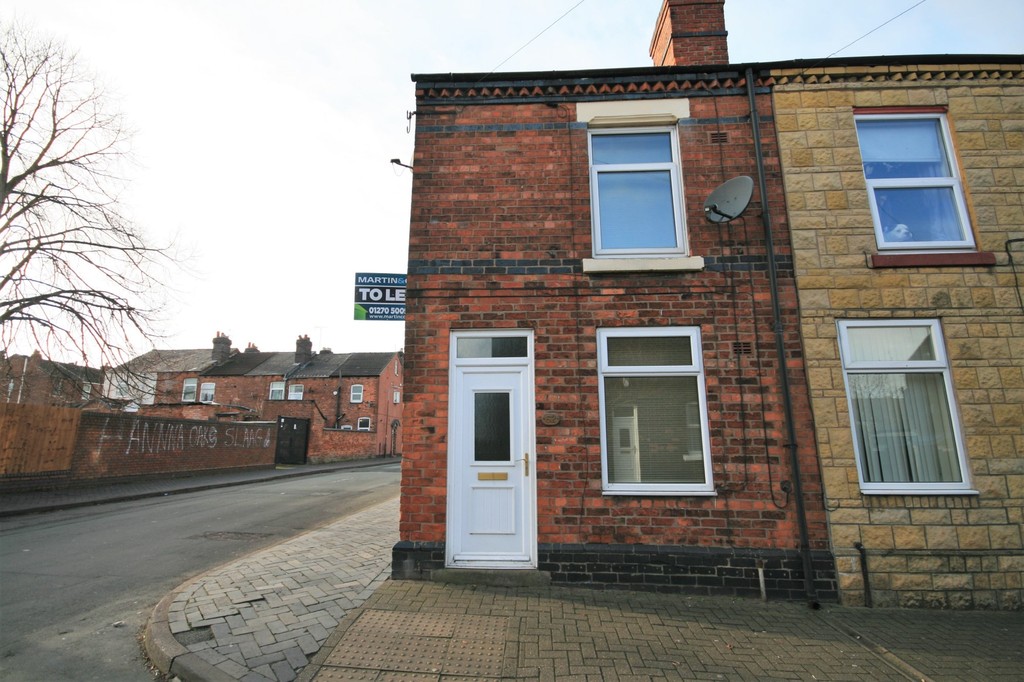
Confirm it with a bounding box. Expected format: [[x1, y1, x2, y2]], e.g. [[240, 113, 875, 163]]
[[71, 412, 275, 480], [401, 94, 828, 554], [147, 357, 404, 462], [650, 0, 729, 67]]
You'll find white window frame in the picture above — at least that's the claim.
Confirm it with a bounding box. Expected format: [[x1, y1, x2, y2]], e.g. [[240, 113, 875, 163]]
[[181, 378, 198, 402], [854, 112, 974, 251], [269, 381, 285, 400], [199, 382, 215, 403], [114, 379, 130, 399], [288, 384, 304, 400], [837, 319, 973, 495], [357, 417, 371, 431], [350, 384, 363, 403], [588, 127, 686, 258], [597, 327, 713, 495], [393, 389, 401, 404]]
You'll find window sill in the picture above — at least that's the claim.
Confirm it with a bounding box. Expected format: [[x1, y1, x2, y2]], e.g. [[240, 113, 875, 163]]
[[583, 256, 705, 274], [869, 251, 995, 268], [603, 488, 717, 497], [860, 487, 979, 496]]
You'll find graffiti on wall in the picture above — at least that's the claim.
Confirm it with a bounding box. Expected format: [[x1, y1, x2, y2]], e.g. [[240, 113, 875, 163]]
[[98, 417, 273, 456]]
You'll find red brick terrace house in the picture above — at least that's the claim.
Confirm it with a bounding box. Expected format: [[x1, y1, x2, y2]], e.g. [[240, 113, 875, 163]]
[[97, 338, 234, 411], [1, 350, 103, 407], [142, 334, 404, 463], [393, 0, 835, 600]]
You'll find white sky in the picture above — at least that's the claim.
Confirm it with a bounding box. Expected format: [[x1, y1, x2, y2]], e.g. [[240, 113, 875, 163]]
[[3, 0, 1021, 361]]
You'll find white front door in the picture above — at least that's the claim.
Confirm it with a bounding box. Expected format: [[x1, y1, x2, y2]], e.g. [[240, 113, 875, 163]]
[[447, 331, 536, 568]]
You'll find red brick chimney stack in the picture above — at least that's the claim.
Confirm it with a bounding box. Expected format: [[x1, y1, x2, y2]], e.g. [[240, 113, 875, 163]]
[[295, 335, 313, 365], [650, 0, 729, 67], [212, 332, 232, 363]]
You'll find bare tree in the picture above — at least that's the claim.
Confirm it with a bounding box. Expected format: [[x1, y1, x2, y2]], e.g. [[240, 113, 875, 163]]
[[1, 20, 171, 368]]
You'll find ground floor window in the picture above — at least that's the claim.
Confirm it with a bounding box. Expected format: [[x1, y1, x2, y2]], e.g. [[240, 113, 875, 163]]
[[838, 319, 971, 494], [597, 327, 713, 495]]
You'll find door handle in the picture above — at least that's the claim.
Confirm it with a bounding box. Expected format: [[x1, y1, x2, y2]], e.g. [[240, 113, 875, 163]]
[[523, 452, 530, 477]]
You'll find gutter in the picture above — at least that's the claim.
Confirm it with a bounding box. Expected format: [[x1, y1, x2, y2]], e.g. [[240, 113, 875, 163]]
[[411, 53, 1022, 85]]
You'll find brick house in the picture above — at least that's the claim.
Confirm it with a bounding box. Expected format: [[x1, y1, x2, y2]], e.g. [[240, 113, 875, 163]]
[[1, 350, 103, 407], [143, 334, 404, 463], [99, 342, 230, 411], [771, 58, 1024, 608], [393, 0, 836, 600]]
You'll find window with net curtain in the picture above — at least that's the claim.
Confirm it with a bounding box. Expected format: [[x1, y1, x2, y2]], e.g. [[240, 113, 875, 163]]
[[199, 382, 215, 403], [838, 320, 971, 493], [598, 328, 713, 495], [269, 381, 285, 400], [855, 114, 973, 250]]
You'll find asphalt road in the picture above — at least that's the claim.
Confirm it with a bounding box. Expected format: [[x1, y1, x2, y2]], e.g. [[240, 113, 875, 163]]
[[0, 463, 400, 682]]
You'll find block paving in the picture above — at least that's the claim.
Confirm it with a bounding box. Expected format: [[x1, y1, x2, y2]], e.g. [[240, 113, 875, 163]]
[[302, 580, 1023, 681], [165, 497, 398, 682], [118, 467, 1021, 682]]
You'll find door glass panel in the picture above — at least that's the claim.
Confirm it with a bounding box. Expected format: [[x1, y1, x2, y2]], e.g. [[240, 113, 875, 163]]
[[457, 336, 528, 358], [474, 392, 511, 462]]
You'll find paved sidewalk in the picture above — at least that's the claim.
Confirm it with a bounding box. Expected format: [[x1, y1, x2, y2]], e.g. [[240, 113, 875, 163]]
[[146, 497, 398, 682], [141, 487, 1024, 682], [299, 580, 1023, 681]]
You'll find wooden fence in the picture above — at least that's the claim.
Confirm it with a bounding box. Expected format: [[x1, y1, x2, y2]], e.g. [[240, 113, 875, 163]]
[[0, 403, 80, 476]]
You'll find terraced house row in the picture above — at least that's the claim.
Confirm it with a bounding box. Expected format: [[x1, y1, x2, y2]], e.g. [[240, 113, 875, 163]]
[[393, 0, 1023, 609]]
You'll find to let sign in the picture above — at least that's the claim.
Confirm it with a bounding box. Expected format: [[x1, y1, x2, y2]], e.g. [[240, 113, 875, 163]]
[[354, 273, 406, 321]]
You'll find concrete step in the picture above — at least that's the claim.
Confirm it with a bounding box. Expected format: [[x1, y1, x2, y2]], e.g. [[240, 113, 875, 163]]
[[430, 568, 552, 587]]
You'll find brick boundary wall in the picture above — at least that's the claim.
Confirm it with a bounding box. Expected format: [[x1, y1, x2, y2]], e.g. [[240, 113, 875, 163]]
[[71, 412, 276, 481], [1, 411, 276, 490]]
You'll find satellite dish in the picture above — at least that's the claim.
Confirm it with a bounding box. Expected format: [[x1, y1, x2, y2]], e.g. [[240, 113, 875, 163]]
[[703, 175, 754, 223]]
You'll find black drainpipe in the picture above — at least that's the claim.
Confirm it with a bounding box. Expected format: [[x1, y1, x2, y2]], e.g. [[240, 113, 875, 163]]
[[746, 67, 819, 607], [854, 542, 873, 607]]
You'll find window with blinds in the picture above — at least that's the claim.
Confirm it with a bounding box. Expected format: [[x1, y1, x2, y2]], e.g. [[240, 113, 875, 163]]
[[597, 327, 713, 495]]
